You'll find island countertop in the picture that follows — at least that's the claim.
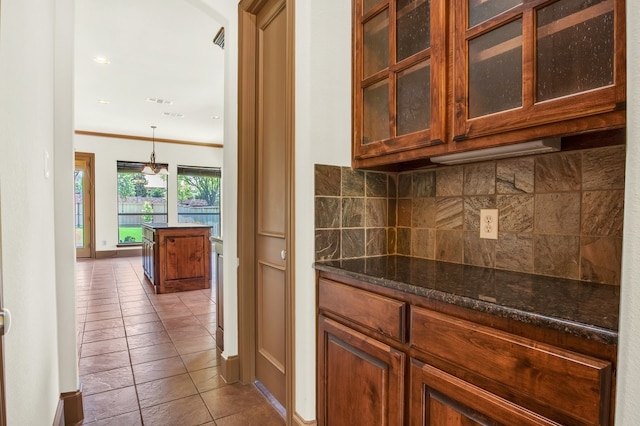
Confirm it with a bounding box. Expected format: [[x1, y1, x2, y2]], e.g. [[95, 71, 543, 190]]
[[143, 223, 212, 229], [314, 255, 619, 345]]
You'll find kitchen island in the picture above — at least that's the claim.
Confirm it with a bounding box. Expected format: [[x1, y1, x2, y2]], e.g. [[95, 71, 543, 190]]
[[142, 223, 211, 294]]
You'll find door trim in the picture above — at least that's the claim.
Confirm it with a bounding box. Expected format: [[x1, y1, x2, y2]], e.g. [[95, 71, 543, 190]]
[[75, 152, 95, 258], [238, 0, 296, 423]]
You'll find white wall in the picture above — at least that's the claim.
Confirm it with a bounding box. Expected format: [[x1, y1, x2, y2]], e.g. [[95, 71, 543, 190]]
[[0, 1, 64, 424], [74, 134, 223, 251], [55, 0, 80, 394], [615, 2, 640, 423], [293, 0, 352, 420]]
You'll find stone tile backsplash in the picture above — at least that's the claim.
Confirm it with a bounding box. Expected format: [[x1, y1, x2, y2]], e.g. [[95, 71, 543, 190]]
[[315, 145, 625, 285]]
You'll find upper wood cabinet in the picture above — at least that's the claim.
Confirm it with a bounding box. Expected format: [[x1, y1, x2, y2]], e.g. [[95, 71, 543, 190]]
[[353, 0, 448, 167], [352, 0, 626, 169]]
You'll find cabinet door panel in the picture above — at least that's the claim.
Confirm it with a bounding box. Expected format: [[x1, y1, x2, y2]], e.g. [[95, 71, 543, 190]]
[[363, 9, 390, 78], [468, 19, 523, 118], [318, 316, 405, 426], [353, 0, 447, 166], [165, 236, 206, 280], [536, 0, 614, 102], [410, 307, 612, 425], [410, 359, 560, 426], [453, 0, 624, 143], [396, 0, 431, 61], [469, 0, 522, 27]]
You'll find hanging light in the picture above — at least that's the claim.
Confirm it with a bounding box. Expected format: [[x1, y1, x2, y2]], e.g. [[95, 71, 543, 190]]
[[142, 125, 169, 175]]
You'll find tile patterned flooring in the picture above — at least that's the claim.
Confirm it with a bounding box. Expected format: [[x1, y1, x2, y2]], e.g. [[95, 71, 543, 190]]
[[76, 257, 285, 425]]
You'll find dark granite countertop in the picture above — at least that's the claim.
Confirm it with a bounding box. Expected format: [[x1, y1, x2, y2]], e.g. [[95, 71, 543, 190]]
[[315, 256, 619, 345]]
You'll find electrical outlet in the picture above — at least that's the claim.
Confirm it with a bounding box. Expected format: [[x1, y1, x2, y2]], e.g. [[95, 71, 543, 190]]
[[480, 209, 498, 240]]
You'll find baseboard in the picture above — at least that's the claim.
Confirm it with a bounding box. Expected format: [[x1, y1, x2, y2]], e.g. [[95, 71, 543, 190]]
[[220, 354, 240, 383], [293, 411, 317, 426], [53, 399, 64, 426], [95, 248, 142, 259], [54, 390, 83, 426]]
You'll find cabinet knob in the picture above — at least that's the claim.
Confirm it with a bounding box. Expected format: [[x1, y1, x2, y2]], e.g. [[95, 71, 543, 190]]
[[280, 250, 287, 260]]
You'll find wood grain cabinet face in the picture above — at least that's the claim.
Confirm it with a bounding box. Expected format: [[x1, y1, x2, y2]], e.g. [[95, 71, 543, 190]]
[[318, 278, 407, 341], [353, 0, 448, 167], [352, 0, 626, 169], [142, 225, 211, 294], [453, 0, 626, 143], [409, 359, 561, 426], [410, 307, 612, 425], [317, 316, 405, 426], [316, 271, 616, 425]]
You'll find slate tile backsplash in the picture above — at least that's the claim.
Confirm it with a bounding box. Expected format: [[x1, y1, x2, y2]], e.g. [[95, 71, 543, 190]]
[[314, 145, 625, 285]]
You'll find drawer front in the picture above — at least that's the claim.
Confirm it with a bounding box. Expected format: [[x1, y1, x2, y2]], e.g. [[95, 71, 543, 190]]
[[410, 307, 611, 425], [143, 226, 155, 242], [318, 278, 406, 342]]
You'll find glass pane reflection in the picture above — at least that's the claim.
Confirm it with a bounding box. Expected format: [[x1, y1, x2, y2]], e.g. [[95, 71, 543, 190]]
[[468, 19, 522, 118]]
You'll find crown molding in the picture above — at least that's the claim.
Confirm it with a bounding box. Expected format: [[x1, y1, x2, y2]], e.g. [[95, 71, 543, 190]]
[[74, 130, 223, 148]]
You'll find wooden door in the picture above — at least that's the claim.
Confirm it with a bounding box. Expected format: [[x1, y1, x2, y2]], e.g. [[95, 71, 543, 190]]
[[318, 316, 405, 426], [254, 0, 288, 407], [74, 153, 94, 258], [409, 359, 559, 426]]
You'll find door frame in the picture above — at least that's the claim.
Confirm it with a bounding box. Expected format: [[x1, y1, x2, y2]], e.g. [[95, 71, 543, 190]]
[[74, 152, 95, 258], [238, 0, 295, 423]]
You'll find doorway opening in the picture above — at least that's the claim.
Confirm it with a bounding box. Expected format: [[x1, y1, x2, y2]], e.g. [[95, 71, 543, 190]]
[[75, 152, 95, 258]]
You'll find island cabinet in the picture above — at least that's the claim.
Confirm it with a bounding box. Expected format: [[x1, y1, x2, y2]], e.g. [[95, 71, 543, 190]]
[[142, 224, 211, 294], [316, 268, 617, 426], [352, 0, 626, 169]]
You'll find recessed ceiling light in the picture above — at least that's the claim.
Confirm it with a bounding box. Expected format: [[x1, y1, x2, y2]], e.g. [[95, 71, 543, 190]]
[[161, 112, 184, 118], [147, 97, 173, 105], [212, 115, 221, 120], [92, 56, 110, 65], [97, 99, 109, 104]]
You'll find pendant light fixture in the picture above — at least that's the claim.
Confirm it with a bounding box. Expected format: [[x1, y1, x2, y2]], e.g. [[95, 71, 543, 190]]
[[142, 125, 169, 175]]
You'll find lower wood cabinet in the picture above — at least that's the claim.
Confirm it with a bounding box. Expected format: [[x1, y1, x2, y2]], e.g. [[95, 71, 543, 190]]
[[317, 316, 405, 426], [409, 359, 559, 426], [316, 272, 616, 426]]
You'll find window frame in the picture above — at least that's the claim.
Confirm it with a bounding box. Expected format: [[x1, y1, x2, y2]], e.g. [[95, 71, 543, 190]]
[[116, 160, 169, 246], [176, 165, 222, 238]]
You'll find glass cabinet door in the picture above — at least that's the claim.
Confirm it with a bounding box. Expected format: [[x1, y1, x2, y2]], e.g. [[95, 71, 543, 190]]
[[536, 0, 614, 102], [354, 0, 445, 163], [454, 0, 623, 142]]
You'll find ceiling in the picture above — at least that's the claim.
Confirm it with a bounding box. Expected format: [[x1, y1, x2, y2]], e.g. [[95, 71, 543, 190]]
[[75, 0, 225, 145]]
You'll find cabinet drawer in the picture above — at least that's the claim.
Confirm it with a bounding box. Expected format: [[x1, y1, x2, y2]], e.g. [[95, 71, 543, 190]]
[[143, 227, 155, 242], [318, 278, 406, 342], [410, 307, 611, 425]]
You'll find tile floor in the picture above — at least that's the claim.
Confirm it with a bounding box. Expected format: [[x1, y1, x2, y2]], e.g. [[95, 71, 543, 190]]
[[76, 256, 285, 425]]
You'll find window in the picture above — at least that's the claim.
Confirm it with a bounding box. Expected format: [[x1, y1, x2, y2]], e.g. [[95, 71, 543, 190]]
[[177, 166, 221, 237], [117, 161, 168, 244]]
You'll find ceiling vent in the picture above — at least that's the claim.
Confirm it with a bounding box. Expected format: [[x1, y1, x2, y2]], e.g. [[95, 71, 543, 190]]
[[161, 112, 185, 118], [213, 27, 224, 49], [146, 97, 173, 105]]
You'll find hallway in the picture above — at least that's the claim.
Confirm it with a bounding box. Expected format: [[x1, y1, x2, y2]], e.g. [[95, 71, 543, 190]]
[[76, 257, 285, 425]]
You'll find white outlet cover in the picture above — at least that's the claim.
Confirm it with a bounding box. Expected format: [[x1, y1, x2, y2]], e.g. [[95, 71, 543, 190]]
[[480, 209, 498, 239]]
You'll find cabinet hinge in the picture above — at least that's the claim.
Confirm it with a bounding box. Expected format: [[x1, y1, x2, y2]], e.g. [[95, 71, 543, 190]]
[[453, 134, 468, 142], [615, 101, 626, 111]]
